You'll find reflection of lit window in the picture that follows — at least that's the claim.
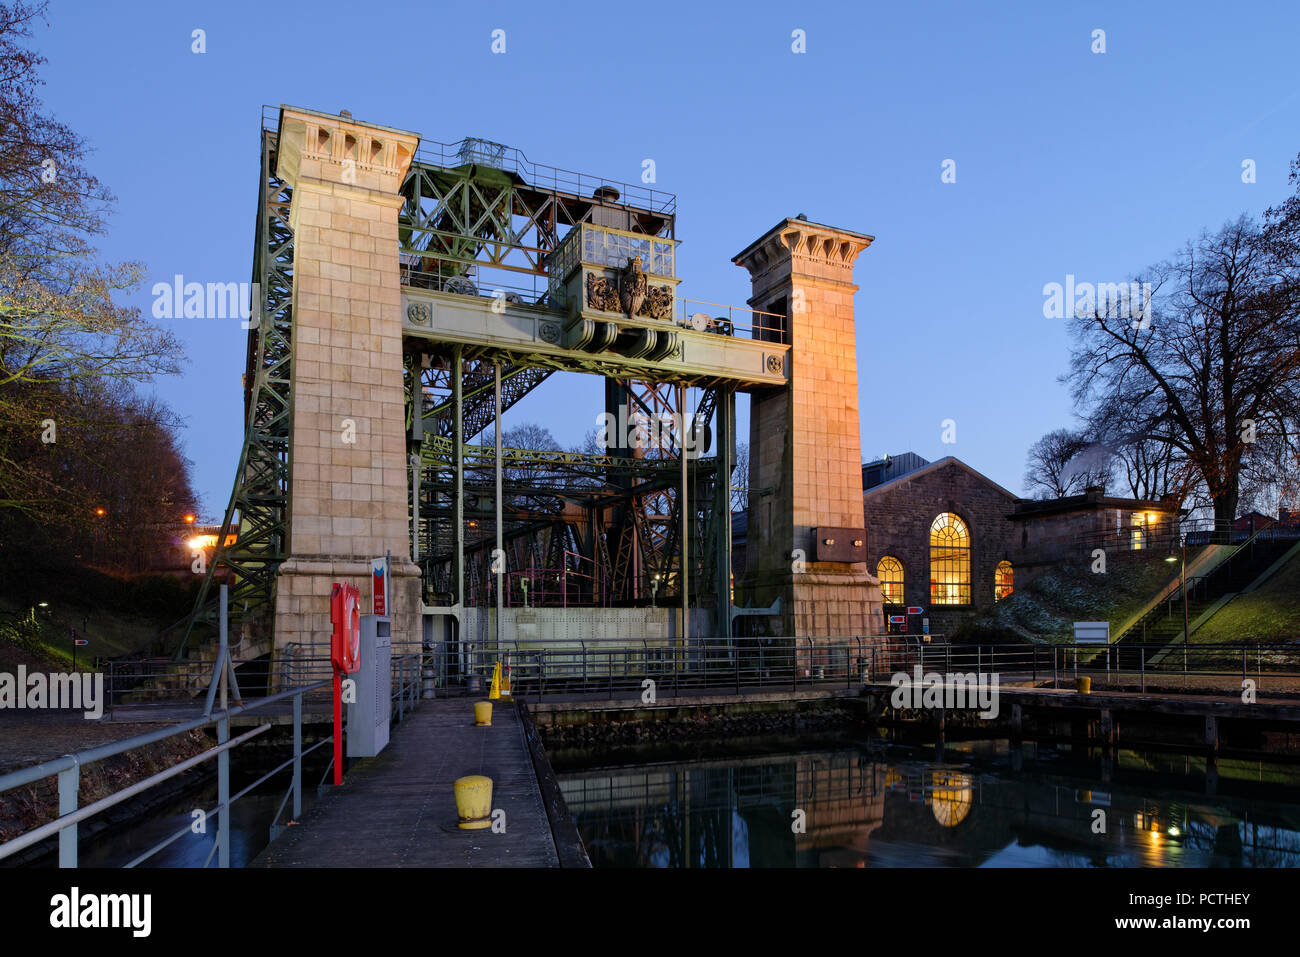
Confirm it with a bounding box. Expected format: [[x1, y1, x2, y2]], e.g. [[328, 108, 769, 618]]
[[877, 556, 905, 604], [995, 560, 1014, 601], [930, 513, 970, 605]]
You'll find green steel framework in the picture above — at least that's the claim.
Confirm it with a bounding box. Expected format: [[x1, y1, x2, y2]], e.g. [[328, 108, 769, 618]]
[[177, 113, 740, 657], [176, 126, 294, 657]]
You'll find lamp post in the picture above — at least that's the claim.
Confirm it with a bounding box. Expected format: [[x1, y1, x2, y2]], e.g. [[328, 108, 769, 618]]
[[1165, 536, 1189, 645]]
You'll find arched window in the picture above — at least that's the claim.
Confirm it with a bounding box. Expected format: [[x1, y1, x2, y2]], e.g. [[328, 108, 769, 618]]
[[877, 556, 905, 605], [995, 560, 1014, 601], [929, 512, 971, 605]]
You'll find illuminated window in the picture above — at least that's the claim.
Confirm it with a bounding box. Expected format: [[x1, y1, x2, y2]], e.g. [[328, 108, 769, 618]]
[[929, 513, 971, 605], [1131, 512, 1147, 550], [877, 556, 905, 605], [995, 560, 1014, 601]]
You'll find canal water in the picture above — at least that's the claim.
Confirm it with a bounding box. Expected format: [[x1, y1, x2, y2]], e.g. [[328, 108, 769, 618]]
[[553, 736, 1300, 868]]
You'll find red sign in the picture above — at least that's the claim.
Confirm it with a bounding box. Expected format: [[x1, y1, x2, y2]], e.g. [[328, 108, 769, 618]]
[[889, 615, 907, 624], [371, 557, 388, 615], [907, 606, 924, 615], [73, 639, 89, 647]]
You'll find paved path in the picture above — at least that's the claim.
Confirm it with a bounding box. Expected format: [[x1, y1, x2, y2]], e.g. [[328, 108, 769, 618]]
[[252, 698, 561, 867]]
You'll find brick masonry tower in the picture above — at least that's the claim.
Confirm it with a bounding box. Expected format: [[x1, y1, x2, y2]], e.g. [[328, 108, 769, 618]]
[[271, 107, 422, 661], [733, 217, 884, 638]]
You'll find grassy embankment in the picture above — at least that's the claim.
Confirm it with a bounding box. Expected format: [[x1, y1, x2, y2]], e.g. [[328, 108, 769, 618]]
[[958, 552, 1190, 643], [0, 563, 197, 673]]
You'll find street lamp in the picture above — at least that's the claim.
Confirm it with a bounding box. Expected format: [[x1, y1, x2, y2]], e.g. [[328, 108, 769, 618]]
[[1165, 536, 1189, 645]]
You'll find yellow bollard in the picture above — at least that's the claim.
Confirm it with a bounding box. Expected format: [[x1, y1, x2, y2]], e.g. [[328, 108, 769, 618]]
[[1076, 676, 1091, 694], [453, 775, 493, 829], [474, 700, 493, 726]]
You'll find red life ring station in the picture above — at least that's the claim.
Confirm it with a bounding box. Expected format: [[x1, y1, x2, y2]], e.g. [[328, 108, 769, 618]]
[[330, 582, 361, 674], [329, 581, 361, 787]]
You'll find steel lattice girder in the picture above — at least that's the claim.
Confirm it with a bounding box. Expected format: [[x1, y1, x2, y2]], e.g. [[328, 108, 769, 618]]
[[410, 355, 554, 445], [414, 431, 719, 602], [175, 130, 293, 658], [398, 159, 673, 283]]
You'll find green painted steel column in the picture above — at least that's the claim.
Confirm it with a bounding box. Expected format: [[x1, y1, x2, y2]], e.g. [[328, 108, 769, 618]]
[[714, 389, 734, 637], [495, 363, 503, 648], [679, 383, 689, 644], [453, 346, 464, 608]]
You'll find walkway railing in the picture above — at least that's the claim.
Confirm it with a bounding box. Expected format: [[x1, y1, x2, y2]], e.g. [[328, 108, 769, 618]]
[[0, 653, 424, 869], [421, 636, 1300, 700], [428, 636, 921, 700], [875, 641, 1300, 694]]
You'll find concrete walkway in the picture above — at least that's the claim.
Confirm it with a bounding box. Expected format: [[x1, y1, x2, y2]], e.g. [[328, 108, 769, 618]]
[[253, 697, 561, 867]]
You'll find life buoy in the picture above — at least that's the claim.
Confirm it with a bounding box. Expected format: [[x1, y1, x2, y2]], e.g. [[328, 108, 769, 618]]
[[330, 582, 362, 674]]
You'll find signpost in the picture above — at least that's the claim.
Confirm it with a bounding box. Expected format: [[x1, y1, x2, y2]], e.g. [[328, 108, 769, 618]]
[[888, 615, 907, 624], [370, 554, 391, 616], [71, 629, 88, 669]]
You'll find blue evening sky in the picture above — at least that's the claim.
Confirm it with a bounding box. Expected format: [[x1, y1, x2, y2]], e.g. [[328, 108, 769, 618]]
[[33, 0, 1300, 517]]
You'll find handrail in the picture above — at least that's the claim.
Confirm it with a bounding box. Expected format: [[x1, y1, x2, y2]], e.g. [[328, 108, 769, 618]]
[[0, 649, 427, 868], [1113, 523, 1280, 643]]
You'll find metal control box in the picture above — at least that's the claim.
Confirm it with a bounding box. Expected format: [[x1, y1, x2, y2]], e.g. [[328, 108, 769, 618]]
[[347, 615, 391, 758]]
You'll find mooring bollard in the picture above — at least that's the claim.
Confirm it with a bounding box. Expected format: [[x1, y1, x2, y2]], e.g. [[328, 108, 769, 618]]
[[474, 700, 493, 726], [453, 775, 493, 830]]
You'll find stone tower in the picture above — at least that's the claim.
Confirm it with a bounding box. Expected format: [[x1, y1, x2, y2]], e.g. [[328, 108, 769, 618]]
[[733, 217, 883, 638], [271, 106, 423, 661]]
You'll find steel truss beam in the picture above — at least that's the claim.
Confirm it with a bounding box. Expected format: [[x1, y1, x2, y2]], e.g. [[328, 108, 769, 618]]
[[175, 130, 293, 658]]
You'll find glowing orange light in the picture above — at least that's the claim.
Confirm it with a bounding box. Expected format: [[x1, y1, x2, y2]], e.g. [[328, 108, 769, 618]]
[[95, 508, 106, 517], [184, 514, 195, 524]]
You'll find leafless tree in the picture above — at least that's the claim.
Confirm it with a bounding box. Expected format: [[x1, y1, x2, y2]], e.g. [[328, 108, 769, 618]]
[[1023, 428, 1112, 498], [1064, 216, 1300, 533], [730, 442, 748, 513]]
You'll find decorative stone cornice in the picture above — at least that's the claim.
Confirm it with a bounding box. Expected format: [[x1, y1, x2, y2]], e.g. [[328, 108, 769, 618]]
[[275, 105, 420, 195], [733, 217, 874, 282]]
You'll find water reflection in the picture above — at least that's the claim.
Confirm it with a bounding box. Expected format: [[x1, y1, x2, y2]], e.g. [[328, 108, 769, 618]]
[[556, 740, 1300, 868]]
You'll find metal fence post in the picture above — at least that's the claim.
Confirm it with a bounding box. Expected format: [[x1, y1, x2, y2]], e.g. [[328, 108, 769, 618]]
[[217, 714, 230, 868], [1140, 646, 1145, 693], [57, 759, 79, 868], [292, 692, 303, 821]]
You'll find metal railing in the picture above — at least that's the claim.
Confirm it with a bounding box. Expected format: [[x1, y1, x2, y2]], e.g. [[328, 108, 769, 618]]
[[0, 646, 424, 869], [874, 641, 1300, 694], [675, 298, 788, 344], [423, 636, 927, 701]]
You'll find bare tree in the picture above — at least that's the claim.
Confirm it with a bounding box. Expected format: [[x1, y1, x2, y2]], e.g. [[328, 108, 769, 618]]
[[0, 1, 183, 525], [730, 441, 749, 513], [1064, 216, 1300, 532], [1023, 428, 1112, 498]]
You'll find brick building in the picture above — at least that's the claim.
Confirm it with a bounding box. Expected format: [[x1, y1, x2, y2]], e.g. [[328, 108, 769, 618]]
[[732, 450, 1185, 638], [861, 455, 1021, 636]]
